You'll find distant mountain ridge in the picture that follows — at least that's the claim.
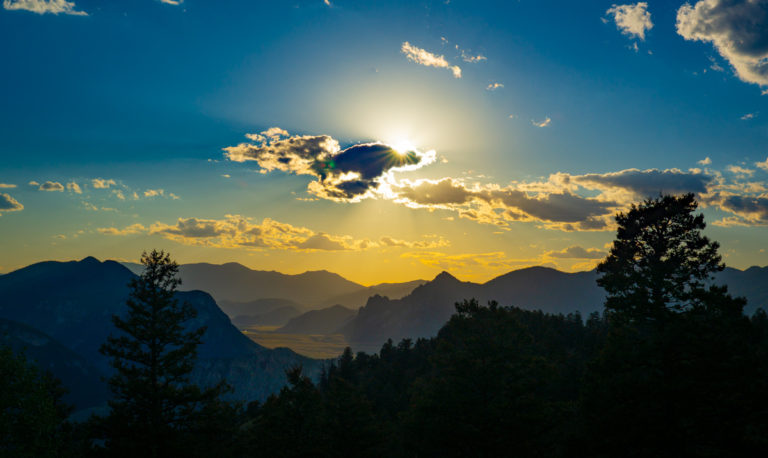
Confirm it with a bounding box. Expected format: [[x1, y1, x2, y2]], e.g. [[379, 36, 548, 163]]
[[0, 257, 322, 411], [340, 266, 768, 350]]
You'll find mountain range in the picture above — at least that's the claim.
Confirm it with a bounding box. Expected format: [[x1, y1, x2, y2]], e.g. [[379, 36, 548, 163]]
[[0, 257, 321, 412]]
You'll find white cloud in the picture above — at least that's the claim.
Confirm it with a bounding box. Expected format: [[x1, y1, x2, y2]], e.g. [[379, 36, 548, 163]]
[[0, 193, 23, 213], [28, 181, 39, 186], [3, 0, 87, 15], [486, 82, 504, 91], [92, 178, 116, 189], [532, 117, 552, 128], [401, 42, 462, 78], [727, 165, 755, 175], [677, 0, 768, 89], [606, 2, 653, 40], [144, 189, 164, 197], [741, 112, 758, 120], [159, 0, 182, 5], [0, 183, 16, 188], [698, 156, 713, 165]]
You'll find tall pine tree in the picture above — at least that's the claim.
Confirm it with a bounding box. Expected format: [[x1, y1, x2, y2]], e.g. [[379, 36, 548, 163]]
[[98, 250, 227, 457]]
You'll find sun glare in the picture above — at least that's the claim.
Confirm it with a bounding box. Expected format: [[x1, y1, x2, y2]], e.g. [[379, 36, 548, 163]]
[[390, 138, 417, 155]]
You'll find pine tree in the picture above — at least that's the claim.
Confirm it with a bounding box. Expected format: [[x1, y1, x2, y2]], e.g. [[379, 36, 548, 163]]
[[597, 193, 742, 323], [98, 250, 226, 457]]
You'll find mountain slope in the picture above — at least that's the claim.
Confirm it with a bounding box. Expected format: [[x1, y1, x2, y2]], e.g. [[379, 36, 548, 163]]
[[319, 280, 426, 309], [0, 257, 321, 407], [176, 262, 363, 305], [0, 318, 108, 409], [277, 305, 356, 334]]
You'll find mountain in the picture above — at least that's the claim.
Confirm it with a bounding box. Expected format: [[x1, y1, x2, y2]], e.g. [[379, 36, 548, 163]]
[[176, 262, 363, 305], [0, 257, 321, 410], [340, 271, 482, 349], [340, 266, 768, 351], [319, 280, 426, 309], [0, 318, 108, 409], [276, 305, 356, 335]]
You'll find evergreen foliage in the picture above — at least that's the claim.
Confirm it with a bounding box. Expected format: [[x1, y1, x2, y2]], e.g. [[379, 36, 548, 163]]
[[0, 345, 72, 457], [97, 250, 232, 457]]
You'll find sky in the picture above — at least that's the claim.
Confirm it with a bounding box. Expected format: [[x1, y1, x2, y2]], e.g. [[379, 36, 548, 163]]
[[2, 0, 768, 284]]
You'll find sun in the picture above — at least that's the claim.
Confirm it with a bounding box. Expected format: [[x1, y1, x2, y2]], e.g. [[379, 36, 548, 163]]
[[389, 138, 417, 156]]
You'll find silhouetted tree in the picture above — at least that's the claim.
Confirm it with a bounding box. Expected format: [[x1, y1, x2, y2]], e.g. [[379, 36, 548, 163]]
[[576, 194, 766, 457], [597, 193, 742, 323], [98, 250, 228, 457], [0, 345, 72, 457]]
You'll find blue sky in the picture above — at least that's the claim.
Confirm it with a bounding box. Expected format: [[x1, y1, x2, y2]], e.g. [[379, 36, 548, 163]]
[[2, 0, 768, 283]]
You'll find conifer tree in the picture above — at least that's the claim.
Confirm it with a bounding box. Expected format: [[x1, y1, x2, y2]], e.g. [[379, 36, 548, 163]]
[[99, 250, 226, 457]]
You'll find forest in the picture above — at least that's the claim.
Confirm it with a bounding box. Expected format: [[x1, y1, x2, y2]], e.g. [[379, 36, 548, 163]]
[[4, 193, 768, 457]]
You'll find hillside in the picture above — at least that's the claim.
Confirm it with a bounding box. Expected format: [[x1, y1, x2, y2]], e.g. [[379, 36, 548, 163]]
[[276, 305, 356, 335], [0, 257, 322, 410]]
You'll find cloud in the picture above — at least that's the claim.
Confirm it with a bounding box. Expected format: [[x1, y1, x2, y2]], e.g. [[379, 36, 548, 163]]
[[0, 183, 16, 188], [698, 156, 713, 165], [756, 157, 768, 171], [401, 42, 462, 78], [380, 235, 450, 249], [606, 2, 654, 40], [677, 0, 768, 89], [727, 165, 755, 175], [388, 177, 615, 231], [402, 251, 518, 273], [460, 50, 486, 63], [0, 193, 23, 213], [707, 195, 768, 226], [532, 117, 552, 127], [741, 112, 758, 120], [144, 189, 164, 197], [3, 0, 87, 15], [38, 181, 64, 192], [97, 223, 147, 236], [570, 168, 713, 198], [66, 181, 82, 194], [28, 181, 39, 186], [545, 246, 606, 259], [159, 0, 182, 4], [224, 128, 436, 202], [92, 178, 116, 189], [486, 82, 504, 91]]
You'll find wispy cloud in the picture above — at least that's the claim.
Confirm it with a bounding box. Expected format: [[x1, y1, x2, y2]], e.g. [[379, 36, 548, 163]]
[[0, 183, 16, 188], [698, 157, 712, 166], [486, 82, 504, 91], [532, 117, 552, 128], [741, 112, 757, 120], [756, 157, 768, 171], [101, 214, 444, 253], [3, 0, 87, 15], [401, 42, 462, 78]]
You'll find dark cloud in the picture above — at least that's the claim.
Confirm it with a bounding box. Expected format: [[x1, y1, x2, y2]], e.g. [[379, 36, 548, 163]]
[[224, 129, 435, 202], [712, 195, 768, 225], [572, 168, 712, 196], [0, 193, 23, 212], [38, 181, 64, 192], [677, 0, 768, 88]]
